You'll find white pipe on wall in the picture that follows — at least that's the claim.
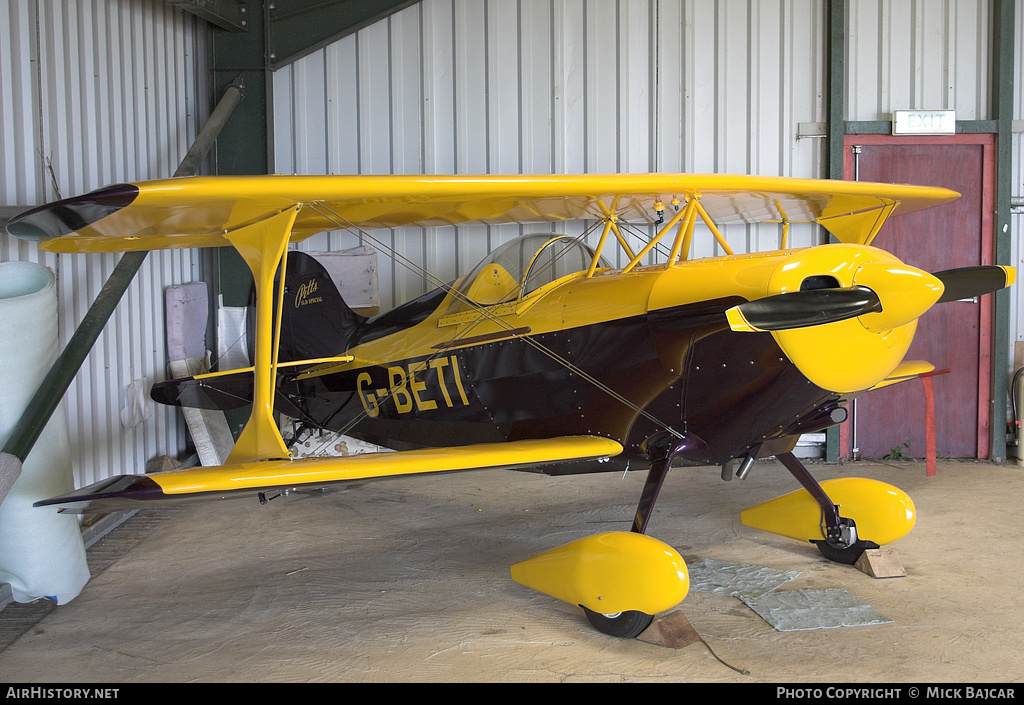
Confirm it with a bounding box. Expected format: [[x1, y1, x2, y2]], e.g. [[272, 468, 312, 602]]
[[0, 262, 89, 604]]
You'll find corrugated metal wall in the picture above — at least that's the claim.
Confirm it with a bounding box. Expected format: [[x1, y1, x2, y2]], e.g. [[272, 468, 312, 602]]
[[846, 0, 992, 121], [846, 0, 1022, 373], [273, 0, 829, 310], [0, 0, 208, 486], [1, 0, 1015, 481], [273, 0, 1023, 406]]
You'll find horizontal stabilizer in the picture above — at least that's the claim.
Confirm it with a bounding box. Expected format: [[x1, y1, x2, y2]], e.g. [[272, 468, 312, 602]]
[[151, 368, 254, 410], [34, 436, 623, 513], [151, 353, 358, 411]]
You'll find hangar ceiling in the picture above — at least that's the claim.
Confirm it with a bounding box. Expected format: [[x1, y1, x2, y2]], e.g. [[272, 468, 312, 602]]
[[170, 0, 421, 67]]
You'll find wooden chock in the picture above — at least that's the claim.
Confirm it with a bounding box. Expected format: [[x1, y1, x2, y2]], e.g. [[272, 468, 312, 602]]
[[854, 547, 907, 578], [638, 610, 701, 648]]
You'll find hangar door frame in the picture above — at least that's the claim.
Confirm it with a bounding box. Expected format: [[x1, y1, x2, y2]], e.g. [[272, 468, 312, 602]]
[[839, 133, 996, 460]]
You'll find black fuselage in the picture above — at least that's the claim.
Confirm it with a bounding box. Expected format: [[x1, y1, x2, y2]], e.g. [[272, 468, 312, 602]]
[[275, 293, 837, 467]]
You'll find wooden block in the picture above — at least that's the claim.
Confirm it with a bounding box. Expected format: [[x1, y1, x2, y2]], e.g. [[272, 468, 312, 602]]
[[638, 610, 701, 648], [145, 455, 181, 474], [854, 547, 906, 578]]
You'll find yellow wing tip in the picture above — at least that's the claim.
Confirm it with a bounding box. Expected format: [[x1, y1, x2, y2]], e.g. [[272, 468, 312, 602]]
[[868, 360, 935, 391]]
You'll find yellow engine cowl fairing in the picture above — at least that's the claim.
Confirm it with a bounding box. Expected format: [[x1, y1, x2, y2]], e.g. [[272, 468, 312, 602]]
[[762, 245, 940, 394], [650, 244, 941, 394]]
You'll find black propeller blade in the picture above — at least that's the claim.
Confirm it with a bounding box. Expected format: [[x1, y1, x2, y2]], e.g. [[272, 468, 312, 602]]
[[727, 287, 882, 333], [933, 266, 1013, 304], [726, 263, 1012, 334]]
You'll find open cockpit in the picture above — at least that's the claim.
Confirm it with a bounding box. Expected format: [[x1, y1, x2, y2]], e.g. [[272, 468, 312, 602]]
[[448, 233, 612, 313]]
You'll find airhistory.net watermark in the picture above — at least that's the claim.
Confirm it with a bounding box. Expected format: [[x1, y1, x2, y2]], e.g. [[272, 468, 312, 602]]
[[5, 689, 119, 699]]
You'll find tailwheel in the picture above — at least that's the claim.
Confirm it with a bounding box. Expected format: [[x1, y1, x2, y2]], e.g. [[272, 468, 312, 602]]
[[813, 538, 879, 565], [582, 606, 654, 638]]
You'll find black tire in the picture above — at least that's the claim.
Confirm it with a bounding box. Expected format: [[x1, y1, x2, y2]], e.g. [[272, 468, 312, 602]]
[[813, 539, 879, 565], [582, 607, 654, 638]]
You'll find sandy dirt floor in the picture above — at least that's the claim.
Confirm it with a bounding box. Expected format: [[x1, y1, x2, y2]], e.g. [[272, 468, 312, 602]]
[[0, 457, 1021, 683]]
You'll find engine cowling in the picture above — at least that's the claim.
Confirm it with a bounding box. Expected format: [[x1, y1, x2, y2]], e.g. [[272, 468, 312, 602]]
[[768, 245, 942, 393]]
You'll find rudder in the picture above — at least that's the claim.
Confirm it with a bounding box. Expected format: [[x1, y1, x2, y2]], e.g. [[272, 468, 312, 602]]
[[249, 250, 366, 364]]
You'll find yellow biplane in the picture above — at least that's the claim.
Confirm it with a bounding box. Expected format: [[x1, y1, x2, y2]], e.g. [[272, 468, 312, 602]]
[[8, 174, 1013, 638]]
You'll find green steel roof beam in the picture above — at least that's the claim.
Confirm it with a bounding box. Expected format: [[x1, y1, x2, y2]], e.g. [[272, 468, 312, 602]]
[[167, 0, 250, 32], [268, 0, 420, 69]]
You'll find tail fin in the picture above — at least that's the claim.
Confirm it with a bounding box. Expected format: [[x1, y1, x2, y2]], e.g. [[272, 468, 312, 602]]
[[249, 250, 366, 364], [153, 252, 363, 414]]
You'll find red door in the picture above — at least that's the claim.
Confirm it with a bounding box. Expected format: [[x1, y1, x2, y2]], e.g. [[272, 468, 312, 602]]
[[842, 135, 995, 459]]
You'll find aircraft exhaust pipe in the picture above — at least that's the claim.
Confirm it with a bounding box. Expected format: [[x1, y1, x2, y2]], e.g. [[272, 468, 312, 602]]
[[735, 455, 756, 481]]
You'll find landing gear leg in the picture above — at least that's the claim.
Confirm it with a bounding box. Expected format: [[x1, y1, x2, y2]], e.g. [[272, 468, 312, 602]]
[[631, 439, 675, 535], [776, 451, 878, 564], [583, 435, 691, 637]]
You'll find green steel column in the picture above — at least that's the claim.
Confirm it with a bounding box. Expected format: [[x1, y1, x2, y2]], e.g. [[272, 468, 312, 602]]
[[207, 4, 270, 311], [990, 0, 1015, 461], [826, 0, 847, 183], [825, 0, 847, 463]]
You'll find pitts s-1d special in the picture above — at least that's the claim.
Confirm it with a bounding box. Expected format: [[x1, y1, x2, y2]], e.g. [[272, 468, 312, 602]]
[[8, 173, 1013, 638]]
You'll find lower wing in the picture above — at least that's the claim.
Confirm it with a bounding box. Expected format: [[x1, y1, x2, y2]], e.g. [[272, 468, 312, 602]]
[[868, 360, 936, 391], [34, 436, 623, 513]]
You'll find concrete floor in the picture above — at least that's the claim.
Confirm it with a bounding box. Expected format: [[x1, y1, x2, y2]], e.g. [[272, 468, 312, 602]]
[[0, 457, 1021, 683]]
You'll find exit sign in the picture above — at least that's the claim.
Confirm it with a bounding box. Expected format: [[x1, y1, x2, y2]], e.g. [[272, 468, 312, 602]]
[[892, 110, 956, 135]]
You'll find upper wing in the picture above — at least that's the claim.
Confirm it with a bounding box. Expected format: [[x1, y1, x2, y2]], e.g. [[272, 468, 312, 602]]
[[33, 436, 623, 513], [6, 174, 959, 253]]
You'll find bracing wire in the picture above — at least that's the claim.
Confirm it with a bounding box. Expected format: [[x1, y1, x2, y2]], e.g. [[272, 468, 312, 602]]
[[306, 202, 684, 441]]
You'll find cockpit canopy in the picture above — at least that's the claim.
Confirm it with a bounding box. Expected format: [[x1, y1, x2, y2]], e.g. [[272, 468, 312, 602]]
[[449, 233, 611, 312]]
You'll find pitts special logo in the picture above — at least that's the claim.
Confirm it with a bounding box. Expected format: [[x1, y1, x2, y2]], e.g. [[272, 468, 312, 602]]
[[295, 278, 323, 308]]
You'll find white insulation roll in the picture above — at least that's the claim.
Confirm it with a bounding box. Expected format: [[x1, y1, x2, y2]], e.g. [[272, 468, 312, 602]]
[[0, 262, 89, 604]]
